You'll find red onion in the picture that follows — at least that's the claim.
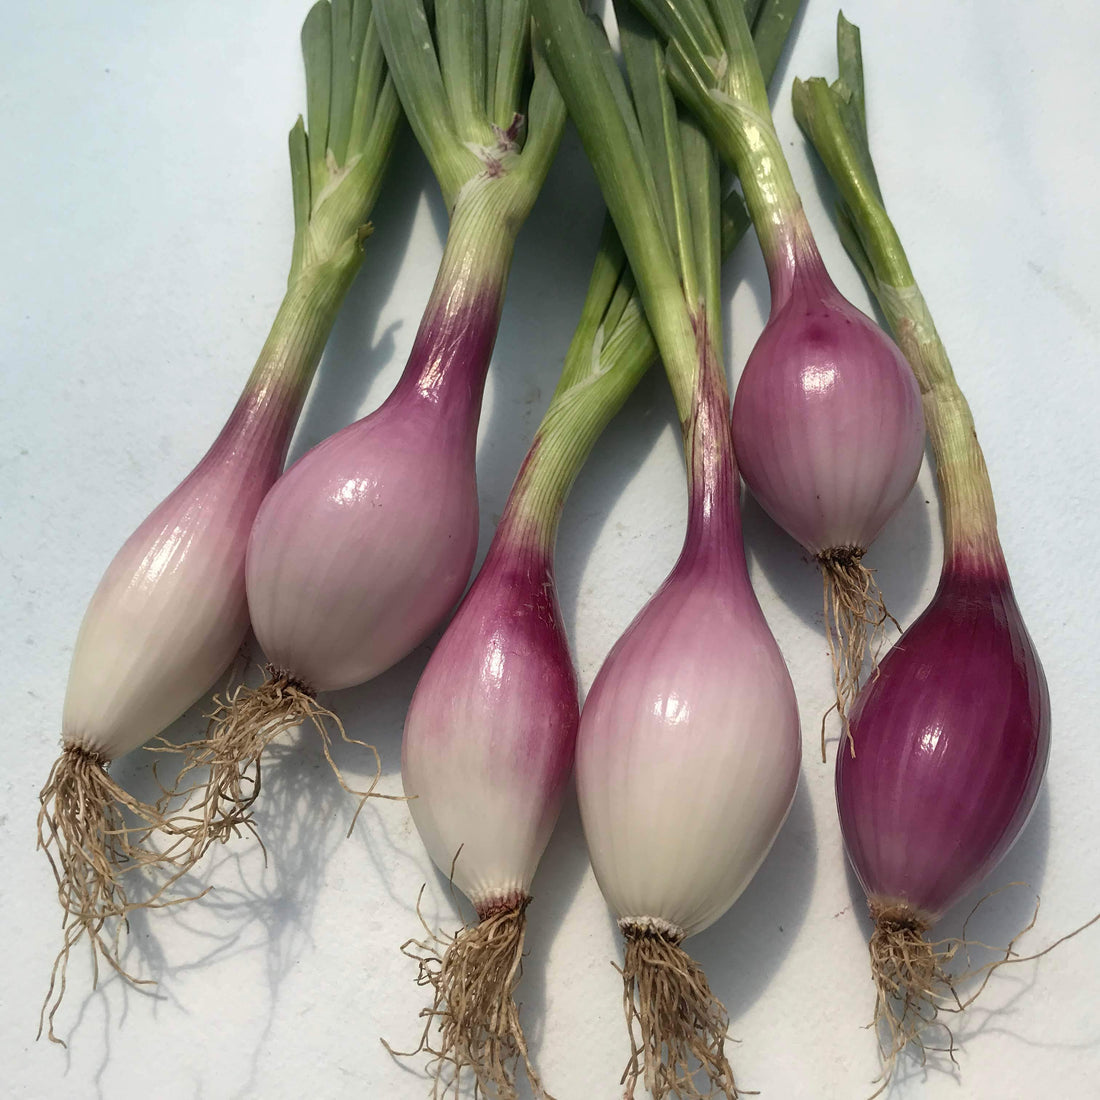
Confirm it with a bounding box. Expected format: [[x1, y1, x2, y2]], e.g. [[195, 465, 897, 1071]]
[[535, 5, 802, 1093], [729, 232, 924, 571], [633, 0, 926, 746], [839, 556, 1049, 917], [577, 353, 800, 1100], [794, 15, 1054, 1071], [246, 271, 495, 694], [400, 500, 577, 1097]]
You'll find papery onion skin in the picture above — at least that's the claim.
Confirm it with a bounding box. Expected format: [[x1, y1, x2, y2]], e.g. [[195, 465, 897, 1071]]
[[731, 243, 925, 555], [577, 375, 801, 939], [402, 520, 579, 913], [62, 375, 307, 761], [837, 555, 1050, 919]]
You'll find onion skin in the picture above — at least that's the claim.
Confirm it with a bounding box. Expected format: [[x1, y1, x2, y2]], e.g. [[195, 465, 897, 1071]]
[[62, 377, 304, 761], [402, 524, 579, 912], [246, 285, 503, 694], [577, 373, 801, 939], [837, 556, 1050, 918], [731, 246, 925, 555]]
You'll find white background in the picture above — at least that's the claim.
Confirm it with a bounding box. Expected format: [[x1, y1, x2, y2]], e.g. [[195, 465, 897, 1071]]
[[3, 2, 1099, 1097]]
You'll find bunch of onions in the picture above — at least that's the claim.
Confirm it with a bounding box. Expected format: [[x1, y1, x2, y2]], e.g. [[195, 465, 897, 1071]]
[[534, 5, 801, 1096], [634, 0, 926, 750], [36, 0, 400, 1043], [794, 15, 1052, 1073], [182, 0, 566, 854]]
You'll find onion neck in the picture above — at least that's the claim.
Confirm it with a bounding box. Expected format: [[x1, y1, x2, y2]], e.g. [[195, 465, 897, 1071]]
[[497, 295, 657, 561], [207, 240, 364, 477], [680, 324, 745, 569], [718, 103, 820, 309], [876, 284, 1005, 577], [387, 175, 524, 447], [666, 0, 821, 309]]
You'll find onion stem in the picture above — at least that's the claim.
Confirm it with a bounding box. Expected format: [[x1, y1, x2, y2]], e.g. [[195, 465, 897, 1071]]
[[375, 0, 564, 212], [792, 14, 1004, 572], [533, 1, 723, 432], [633, 0, 812, 294]]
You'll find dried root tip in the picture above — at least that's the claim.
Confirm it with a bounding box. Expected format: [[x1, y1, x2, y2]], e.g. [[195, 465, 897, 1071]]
[[396, 897, 546, 1100], [36, 744, 206, 1045], [619, 921, 738, 1100], [867, 889, 1096, 1093], [867, 899, 957, 1083], [817, 547, 898, 760], [174, 668, 383, 857]]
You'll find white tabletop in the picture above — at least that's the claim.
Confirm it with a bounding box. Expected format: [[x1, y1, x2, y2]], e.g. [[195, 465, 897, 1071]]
[[3, 2, 1098, 1097]]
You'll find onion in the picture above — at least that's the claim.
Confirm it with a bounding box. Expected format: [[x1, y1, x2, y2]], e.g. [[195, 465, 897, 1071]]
[[839, 561, 1049, 919], [401, 501, 578, 1098], [535, 5, 801, 1095], [36, 1, 400, 1044], [183, 0, 567, 856], [577, 362, 800, 1100], [794, 14, 1053, 1076], [633, 0, 926, 749]]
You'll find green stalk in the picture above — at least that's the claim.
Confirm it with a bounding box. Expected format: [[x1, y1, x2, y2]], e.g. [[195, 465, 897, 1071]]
[[521, 0, 797, 541], [632, 0, 812, 286], [532, 0, 721, 424], [792, 14, 1003, 568], [375, 0, 565, 220], [504, 189, 752, 550], [259, 0, 400, 410], [288, 1, 400, 281], [216, 0, 402, 442]]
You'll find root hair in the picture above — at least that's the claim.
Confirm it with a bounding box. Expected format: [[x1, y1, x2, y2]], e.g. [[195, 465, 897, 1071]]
[[176, 668, 387, 857], [817, 547, 898, 761], [36, 744, 205, 1045], [867, 891, 1100, 1097], [619, 922, 740, 1100], [389, 891, 546, 1099]]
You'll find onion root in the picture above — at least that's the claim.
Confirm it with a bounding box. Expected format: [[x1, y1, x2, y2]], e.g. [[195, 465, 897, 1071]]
[[818, 547, 897, 760], [177, 669, 383, 856], [867, 892, 1099, 1096], [619, 921, 739, 1100], [391, 893, 545, 1099], [36, 743, 204, 1044]]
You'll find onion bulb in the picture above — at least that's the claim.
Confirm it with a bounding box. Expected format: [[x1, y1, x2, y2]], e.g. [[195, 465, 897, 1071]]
[[794, 15, 1055, 1077]]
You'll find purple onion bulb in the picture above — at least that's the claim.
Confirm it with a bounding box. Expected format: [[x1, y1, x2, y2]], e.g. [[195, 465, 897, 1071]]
[[731, 247, 924, 557], [402, 527, 578, 914], [837, 557, 1050, 921], [246, 384, 482, 694]]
